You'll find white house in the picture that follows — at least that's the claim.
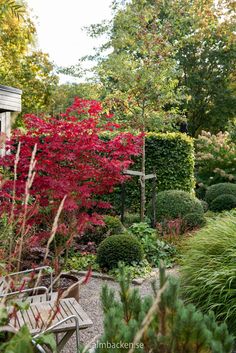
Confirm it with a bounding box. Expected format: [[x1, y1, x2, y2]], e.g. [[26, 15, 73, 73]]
[[0, 84, 22, 155]]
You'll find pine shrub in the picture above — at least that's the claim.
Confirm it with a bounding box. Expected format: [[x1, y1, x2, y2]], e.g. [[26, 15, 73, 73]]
[[152, 190, 204, 222], [205, 183, 236, 204], [96, 234, 143, 269], [95, 264, 234, 353], [180, 215, 236, 335], [210, 194, 236, 212]]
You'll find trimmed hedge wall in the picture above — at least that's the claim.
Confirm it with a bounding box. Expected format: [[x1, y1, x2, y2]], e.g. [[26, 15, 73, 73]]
[[145, 132, 194, 192], [104, 132, 195, 213]]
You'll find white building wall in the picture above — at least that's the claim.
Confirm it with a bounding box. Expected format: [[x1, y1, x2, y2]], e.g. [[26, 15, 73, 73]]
[[0, 112, 11, 156]]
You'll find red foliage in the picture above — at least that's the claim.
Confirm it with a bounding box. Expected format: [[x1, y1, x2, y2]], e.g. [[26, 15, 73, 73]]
[[0, 98, 141, 245]]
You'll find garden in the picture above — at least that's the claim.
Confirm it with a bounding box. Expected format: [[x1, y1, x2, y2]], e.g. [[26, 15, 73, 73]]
[[0, 0, 236, 352]]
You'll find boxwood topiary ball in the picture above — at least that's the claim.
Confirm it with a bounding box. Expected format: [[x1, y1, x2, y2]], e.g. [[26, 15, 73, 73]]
[[210, 194, 236, 212], [205, 183, 236, 204], [96, 234, 143, 270], [152, 190, 204, 222]]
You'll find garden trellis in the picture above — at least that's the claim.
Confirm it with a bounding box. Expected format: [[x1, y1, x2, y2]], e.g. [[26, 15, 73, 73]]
[[122, 169, 156, 225]]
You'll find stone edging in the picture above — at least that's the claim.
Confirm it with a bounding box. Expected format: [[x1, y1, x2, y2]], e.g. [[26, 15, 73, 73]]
[[69, 268, 159, 285]]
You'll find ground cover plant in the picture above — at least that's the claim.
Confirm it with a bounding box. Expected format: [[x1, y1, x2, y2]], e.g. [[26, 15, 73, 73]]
[[127, 222, 176, 267], [180, 213, 236, 335]]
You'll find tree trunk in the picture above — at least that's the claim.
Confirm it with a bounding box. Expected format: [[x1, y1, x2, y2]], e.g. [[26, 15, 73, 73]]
[[140, 127, 145, 222]]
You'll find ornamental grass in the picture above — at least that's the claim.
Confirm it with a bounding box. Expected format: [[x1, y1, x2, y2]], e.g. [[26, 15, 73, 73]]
[[180, 213, 236, 334]]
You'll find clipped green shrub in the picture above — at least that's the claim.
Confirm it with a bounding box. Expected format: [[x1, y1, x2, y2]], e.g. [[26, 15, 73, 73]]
[[205, 183, 236, 204], [180, 215, 236, 334], [103, 132, 195, 212], [96, 234, 143, 269], [152, 190, 204, 222], [82, 215, 124, 244], [145, 132, 195, 193], [210, 194, 236, 212], [182, 212, 206, 230]]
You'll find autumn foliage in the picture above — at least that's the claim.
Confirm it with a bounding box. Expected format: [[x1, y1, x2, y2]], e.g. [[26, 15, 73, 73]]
[[0, 98, 141, 245]]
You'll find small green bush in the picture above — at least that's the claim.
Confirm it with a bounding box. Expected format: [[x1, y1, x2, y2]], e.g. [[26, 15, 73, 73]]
[[180, 215, 236, 334], [182, 212, 206, 230], [205, 183, 236, 204], [152, 190, 204, 222], [96, 234, 143, 269], [82, 215, 124, 244], [210, 194, 236, 212]]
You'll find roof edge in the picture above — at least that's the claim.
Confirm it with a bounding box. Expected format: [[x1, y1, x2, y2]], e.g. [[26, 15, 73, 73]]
[[0, 84, 22, 95]]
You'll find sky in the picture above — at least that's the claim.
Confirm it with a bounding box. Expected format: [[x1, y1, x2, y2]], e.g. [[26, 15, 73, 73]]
[[27, 0, 113, 82]]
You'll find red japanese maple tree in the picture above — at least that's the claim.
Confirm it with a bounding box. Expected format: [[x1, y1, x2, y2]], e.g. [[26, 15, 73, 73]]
[[0, 98, 141, 245]]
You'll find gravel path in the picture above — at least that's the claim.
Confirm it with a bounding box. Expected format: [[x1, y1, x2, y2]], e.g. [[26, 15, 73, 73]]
[[62, 268, 178, 353]]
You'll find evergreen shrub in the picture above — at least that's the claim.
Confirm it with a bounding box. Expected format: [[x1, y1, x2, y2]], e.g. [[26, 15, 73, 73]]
[[180, 215, 236, 334], [205, 183, 236, 204], [210, 194, 236, 212], [182, 212, 206, 230], [96, 234, 143, 269], [152, 190, 204, 222], [95, 264, 234, 353]]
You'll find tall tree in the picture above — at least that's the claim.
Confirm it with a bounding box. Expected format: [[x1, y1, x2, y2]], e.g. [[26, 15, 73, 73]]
[[85, 0, 236, 136], [47, 82, 103, 115], [85, 0, 185, 220], [173, 0, 236, 136], [0, 0, 58, 116]]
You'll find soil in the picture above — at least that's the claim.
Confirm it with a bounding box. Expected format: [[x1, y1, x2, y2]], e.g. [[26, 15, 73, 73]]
[[39, 274, 78, 291]]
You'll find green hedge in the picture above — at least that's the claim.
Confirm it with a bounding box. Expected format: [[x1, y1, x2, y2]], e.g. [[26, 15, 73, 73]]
[[104, 132, 195, 213]]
